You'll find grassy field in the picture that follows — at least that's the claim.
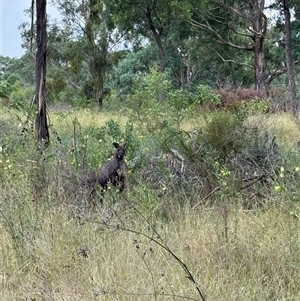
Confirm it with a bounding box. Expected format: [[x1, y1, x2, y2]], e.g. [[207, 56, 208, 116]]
[[1, 106, 300, 300]]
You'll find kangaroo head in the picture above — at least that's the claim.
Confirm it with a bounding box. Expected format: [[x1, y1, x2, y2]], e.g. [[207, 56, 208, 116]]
[[113, 142, 127, 159]]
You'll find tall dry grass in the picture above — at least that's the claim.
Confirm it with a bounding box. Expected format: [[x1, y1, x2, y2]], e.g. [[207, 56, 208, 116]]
[[1, 188, 300, 300], [50, 108, 128, 131]]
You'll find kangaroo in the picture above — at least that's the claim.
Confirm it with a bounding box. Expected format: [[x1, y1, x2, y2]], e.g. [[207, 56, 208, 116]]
[[82, 142, 127, 192]]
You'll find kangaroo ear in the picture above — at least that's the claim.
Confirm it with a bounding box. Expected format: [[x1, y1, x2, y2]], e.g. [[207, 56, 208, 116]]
[[113, 142, 119, 148]]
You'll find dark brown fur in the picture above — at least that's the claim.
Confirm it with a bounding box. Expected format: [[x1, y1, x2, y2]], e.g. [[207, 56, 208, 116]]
[[82, 142, 127, 192]]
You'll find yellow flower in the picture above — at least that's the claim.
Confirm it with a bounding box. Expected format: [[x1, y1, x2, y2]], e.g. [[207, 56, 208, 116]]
[[295, 166, 300, 172], [274, 185, 281, 192], [280, 166, 284, 172], [221, 170, 230, 176]]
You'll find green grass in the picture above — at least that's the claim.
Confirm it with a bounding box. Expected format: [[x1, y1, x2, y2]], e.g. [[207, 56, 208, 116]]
[[1, 107, 300, 300]]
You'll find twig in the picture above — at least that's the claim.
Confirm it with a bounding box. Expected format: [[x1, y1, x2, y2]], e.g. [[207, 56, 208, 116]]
[[192, 187, 220, 210], [88, 198, 206, 301], [241, 174, 266, 190]]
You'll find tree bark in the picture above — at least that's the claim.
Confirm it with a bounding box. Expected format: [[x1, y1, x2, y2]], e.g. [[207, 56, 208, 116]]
[[282, 0, 298, 116], [35, 0, 49, 143], [252, 0, 267, 94], [145, 5, 167, 72]]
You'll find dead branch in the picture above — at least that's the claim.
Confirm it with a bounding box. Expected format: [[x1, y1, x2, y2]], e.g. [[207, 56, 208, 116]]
[[241, 174, 267, 190], [192, 187, 220, 210]]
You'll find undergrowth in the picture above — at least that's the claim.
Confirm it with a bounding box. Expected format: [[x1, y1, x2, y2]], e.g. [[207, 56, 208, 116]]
[[1, 102, 300, 300]]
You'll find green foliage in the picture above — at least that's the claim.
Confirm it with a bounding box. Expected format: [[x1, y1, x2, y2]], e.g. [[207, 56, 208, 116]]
[[110, 47, 158, 93], [244, 97, 270, 114], [203, 111, 246, 158], [68, 116, 140, 176], [1, 0, 298, 113], [0, 80, 12, 99], [0, 82, 8, 98], [167, 89, 195, 110], [0, 90, 8, 99], [0, 78, 34, 112], [38, 1, 112, 105], [47, 76, 67, 102], [0, 54, 35, 86], [194, 84, 221, 106], [127, 67, 173, 134], [104, 119, 122, 140], [9, 83, 35, 109], [69, 95, 94, 108]]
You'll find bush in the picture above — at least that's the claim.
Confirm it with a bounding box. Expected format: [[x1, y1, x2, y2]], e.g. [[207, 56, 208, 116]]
[[126, 67, 174, 135], [216, 87, 268, 112], [202, 111, 246, 159], [8, 82, 35, 110], [194, 84, 221, 106]]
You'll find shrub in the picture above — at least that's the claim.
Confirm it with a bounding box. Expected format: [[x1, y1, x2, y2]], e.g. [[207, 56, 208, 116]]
[[202, 111, 246, 159], [8, 82, 34, 110], [126, 67, 173, 135], [194, 84, 221, 106], [216, 87, 268, 111]]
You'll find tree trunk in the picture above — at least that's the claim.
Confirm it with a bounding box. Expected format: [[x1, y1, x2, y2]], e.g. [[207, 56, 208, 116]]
[[191, 0, 270, 94], [145, 6, 167, 72], [282, 0, 298, 116], [252, 0, 268, 95], [35, 0, 49, 143], [85, 0, 108, 106]]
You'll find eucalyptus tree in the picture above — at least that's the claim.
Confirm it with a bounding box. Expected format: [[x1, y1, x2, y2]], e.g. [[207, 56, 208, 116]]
[[103, 0, 169, 72], [0, 55, 33, 86], [109, 46, 158, 94], [51, 0, 114, 105], [265, 0, 299, 114], [190, 0, 284, 94], [282, 0, 298, 115], [103, 0, 204, 76], [33, 0, 49, 143]]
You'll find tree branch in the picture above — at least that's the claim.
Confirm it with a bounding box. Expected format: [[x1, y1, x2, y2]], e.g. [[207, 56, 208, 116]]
[[215, 1, 250, 21], [215, 51, 253, 69], [189, 19, 254, 51], [265, 67, 287, 85], [30, 0, 35, 54], [225, 22, 254, 39], [265, 60, 300, 85]]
